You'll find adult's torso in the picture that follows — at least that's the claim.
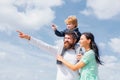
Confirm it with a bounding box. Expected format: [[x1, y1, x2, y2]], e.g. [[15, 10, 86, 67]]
[[56, 49, 79, 80], [80, 50, 98, 80]]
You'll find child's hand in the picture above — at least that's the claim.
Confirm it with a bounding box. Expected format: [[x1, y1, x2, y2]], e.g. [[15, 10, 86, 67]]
[[56, 55, 63, 61], [76, 54, 83, 60], [51, 24, 57, 31]]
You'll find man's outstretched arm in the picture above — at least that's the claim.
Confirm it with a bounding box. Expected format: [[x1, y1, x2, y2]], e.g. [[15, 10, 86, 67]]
[[16, 30, 58, 57]]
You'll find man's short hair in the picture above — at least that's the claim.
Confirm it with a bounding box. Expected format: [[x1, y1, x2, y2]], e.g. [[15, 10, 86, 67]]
[[65, 30, 78, 40]]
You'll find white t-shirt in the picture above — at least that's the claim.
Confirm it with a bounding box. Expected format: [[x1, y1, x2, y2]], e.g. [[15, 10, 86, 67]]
[[29, 37, 80, 80]]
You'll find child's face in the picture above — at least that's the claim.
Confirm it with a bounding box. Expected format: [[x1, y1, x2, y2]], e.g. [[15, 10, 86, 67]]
[[66, 23, 76, 30]]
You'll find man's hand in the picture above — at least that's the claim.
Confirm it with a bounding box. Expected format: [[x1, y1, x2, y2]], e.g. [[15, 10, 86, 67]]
[[16, 30, 31, 40]]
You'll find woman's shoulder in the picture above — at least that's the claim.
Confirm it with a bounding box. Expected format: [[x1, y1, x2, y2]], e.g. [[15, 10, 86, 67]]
[[85, 50, 94, 56]]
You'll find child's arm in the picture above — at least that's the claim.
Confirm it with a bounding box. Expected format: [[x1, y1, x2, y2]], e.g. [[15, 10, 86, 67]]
[[54, 30, 65, 37], [51, 24, 66, 37]]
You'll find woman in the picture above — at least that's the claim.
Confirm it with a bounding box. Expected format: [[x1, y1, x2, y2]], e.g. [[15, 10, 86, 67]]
[[57, 32, 102, 80]]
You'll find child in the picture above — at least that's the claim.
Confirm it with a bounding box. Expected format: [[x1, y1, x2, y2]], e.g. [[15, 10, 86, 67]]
[[52, 15, 81, 43]]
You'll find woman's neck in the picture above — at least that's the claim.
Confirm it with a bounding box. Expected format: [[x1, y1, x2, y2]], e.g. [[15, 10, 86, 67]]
[[84, 46, 91, 52]]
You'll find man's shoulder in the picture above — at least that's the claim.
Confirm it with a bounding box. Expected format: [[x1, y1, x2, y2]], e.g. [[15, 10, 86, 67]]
[[75, 43, 80, 50], [75, 43, 80, 47]]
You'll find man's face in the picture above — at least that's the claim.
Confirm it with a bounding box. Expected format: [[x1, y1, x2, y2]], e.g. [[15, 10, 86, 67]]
[[64, 34, 76, 49]]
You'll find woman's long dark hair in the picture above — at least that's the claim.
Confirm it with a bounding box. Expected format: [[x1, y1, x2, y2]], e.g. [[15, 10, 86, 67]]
[[82, 32, 102, 65]]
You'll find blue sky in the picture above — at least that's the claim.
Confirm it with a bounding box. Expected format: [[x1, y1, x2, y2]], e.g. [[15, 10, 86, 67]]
[[0, 0, 120, 80]]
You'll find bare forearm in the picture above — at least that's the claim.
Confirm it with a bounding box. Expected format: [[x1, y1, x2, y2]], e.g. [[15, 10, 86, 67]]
[[61, 59, 85, 71], [62, 59, 78, 71]]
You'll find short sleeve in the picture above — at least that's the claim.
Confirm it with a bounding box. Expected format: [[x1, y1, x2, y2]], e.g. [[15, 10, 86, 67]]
[[80, 50, 94, 64]]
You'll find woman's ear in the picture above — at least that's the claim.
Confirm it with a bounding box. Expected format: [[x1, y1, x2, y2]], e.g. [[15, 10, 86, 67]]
[[87, 39, 91, 44]]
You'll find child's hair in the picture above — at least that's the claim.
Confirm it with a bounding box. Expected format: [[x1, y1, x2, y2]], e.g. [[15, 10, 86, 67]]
[[65, 15, 78, 28]]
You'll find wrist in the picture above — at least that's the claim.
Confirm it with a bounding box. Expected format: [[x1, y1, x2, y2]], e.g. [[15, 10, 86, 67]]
[[26, 35, 31, 40], [28, 36, 31, 40]]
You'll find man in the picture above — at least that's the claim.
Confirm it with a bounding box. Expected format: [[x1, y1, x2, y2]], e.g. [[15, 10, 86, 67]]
[[17, 30, 80, 80]]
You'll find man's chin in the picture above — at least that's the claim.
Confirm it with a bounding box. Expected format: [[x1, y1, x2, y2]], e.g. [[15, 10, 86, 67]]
[[64, 43, 73, 49], [64, 44, 70, 49]]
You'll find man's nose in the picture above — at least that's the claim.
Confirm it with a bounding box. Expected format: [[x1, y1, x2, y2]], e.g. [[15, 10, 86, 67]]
[[65, 39, 68, 41]]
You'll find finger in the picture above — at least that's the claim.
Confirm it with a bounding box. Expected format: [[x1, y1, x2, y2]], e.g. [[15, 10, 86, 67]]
[[77, 54, 82, 56], [16, 30, 23, 34], [52, 25, 54, 27]]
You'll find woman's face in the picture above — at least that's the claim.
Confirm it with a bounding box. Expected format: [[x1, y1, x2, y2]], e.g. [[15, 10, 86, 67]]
[[79, 35, 90, 48]]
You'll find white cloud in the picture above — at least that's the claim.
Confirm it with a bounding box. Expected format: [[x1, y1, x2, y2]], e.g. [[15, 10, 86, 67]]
[[0, 68, 45, 80], [99, 55, 120, 80], [0, 40, 56, 80], [80, 0, 120, 20], [0, 41, 26, 56], [0, 40, 55, 61], [0, 52, 6, 60], [80, 9, 92, 16], [71, 0, 82, 3], [108, 38, 120, 53], [98, 42, 106, 49], [101, 55, 118, 63], [0, 0, 63, 32], [1, 39, 120, 80]]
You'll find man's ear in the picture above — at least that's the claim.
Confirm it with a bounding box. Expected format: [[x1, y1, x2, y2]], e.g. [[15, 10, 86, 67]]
[[74, 39, 77, 43]]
